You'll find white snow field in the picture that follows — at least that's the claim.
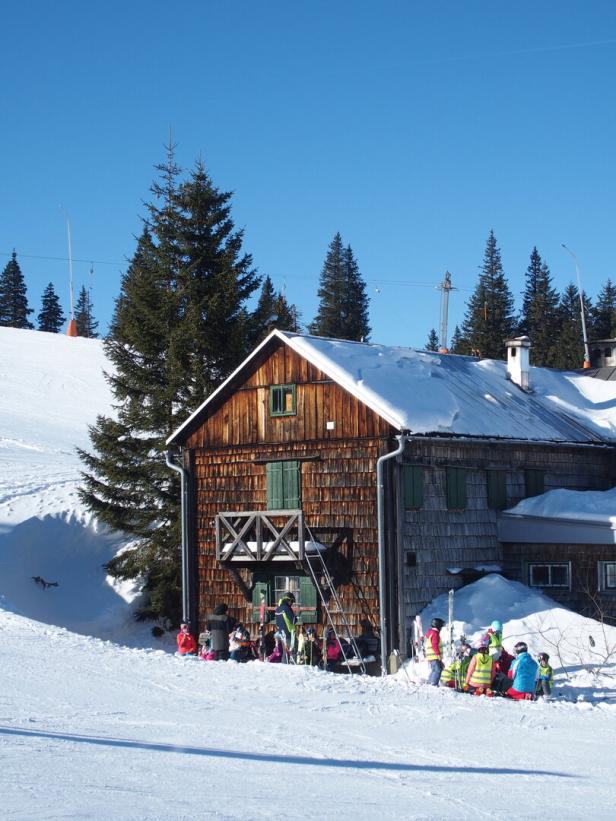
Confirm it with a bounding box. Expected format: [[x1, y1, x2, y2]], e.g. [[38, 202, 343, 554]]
[[2, 326, 616, 820]]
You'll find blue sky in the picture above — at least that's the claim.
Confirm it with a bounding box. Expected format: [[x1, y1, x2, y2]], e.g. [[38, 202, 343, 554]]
[[1, 1, 615, 348]]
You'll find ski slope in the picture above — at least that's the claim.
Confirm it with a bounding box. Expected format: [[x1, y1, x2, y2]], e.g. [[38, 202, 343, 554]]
[[2, 326, 616, 819]]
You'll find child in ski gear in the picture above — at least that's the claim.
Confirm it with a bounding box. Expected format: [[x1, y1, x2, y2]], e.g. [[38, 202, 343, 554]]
[[505, 642, 538, 700], [206, 603, 237, 661], [424, 617, 445, 686], [275, 592, 297, 661], [198, 630, 211, 659], [322, 627, 342, 671], [536, 652, 554, 697], [441, 642, 473, 689], [464, 641, 496, 695], [176, 623, 197, 656], [482, 620, 503, 660], [266, 634, 284, 663], [299, 627, 321, 666], [229, 628, 256, 662]]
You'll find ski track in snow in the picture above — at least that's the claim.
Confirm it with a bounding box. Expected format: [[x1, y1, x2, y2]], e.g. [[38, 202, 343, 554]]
[[3, 327, 616, 818]]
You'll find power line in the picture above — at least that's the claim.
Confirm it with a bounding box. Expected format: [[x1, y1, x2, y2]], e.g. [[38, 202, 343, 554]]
[[0, 251, 124, 266]]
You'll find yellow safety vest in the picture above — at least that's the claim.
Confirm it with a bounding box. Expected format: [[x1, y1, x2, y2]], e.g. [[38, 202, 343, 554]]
[[468, 653, 493, 687], [424, 630, 442, 661]]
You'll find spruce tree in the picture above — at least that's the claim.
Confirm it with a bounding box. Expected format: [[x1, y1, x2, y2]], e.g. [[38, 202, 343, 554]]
[[518, 247, 560, 366], [78, 148, 260, 623], [591, 279, 616, 340], [310, 234, 370, 340], [461, 231, 515, 359], [449, 325, 471, 355], [0, 251, 34, 329], [426, 328, 439, 351], [250, 275, 301, 343], [549, 283, 591, 370], [74, 285, 99, 338], [37, 282, 65, 333]]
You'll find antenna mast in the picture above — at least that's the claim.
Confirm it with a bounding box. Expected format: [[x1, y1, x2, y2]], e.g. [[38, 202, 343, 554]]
[[436, 271, 457, 353]]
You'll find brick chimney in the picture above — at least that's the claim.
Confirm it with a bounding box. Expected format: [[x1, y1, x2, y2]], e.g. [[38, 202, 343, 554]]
[[505, 336, 531, 390]]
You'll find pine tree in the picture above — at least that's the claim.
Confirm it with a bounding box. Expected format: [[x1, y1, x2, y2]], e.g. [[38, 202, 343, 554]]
[[548, 283, 592, 370], [461, 231, 515, 359], [518, 247, 560, 366], [591, 279, 616, 340], [78, 148, 260, 623], [426, 328, 439, 351], [74, 285, 99, 338], [0, 251, 34, 329], [37, 282, 65, 333], [310, 234, 370, 340], [449, 325, 471, 355], [250, 276, 301, 344]]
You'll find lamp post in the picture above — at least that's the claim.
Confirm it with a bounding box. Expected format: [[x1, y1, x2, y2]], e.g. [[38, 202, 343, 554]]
[[561, 243, 591, 368]]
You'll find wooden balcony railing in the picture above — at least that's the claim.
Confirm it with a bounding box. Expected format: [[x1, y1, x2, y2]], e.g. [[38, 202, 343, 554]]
[[215, 510, 306, 562]]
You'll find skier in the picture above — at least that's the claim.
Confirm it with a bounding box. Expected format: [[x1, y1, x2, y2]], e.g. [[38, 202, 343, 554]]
[[176, 622, 197, 657], [440, 641, 473, 689], [464, 640, 496, 695], [321, 626, 342, 671], [482, 620, 504, 660], [536, 652, 554, 697], [229, 627, 256, 662], [424, 617, 445, 686], [274, 591, 297, 662], [505, 642, 538, 700], [206, 603, 237, 661]]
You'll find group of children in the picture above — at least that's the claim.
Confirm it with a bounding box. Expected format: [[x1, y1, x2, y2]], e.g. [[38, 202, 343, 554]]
[[424, 618, 554, 699]]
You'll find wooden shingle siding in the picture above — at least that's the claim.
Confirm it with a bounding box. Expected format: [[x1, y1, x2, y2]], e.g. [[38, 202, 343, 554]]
[[399, 438, 615, 647]]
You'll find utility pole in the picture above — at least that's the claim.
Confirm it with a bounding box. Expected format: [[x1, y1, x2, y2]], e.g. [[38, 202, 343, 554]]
[[60, 205, 77, 337], [436, 271, 457, 353], [561, 244, 591, 368]]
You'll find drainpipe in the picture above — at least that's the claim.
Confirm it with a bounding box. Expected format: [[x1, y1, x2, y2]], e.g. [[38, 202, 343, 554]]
[[166, 448, 190, 624], [376, 431, 409, 676]]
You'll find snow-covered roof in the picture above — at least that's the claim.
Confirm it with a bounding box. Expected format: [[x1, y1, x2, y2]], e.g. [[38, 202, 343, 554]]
[[168, 330, 616, 445], [498, 488, 616, 545]]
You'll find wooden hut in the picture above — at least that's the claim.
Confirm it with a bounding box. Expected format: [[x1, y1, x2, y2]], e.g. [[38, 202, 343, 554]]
[[167, 331, 616, 669]]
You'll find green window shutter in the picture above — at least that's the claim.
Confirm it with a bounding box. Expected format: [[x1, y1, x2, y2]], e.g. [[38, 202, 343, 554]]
[[282, 460, 301, 509], [251, 578, 271, 623], [487, 470, 507, 510], [525, 469, 545, 498], [266, 462, 283, 509], [298, 576, 318, 624], [403, 465, 424, 509], [446, 467, 467, 510]]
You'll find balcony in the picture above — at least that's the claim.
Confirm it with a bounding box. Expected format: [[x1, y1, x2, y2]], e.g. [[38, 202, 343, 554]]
[[216, 510, 325, 563]]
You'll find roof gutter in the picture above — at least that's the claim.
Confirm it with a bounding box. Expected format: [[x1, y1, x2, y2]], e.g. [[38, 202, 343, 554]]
[[165, 448, 191, 624], [376, 431, 409, 676]]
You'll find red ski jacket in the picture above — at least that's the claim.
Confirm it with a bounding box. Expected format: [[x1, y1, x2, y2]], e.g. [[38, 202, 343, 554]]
[[177, 631, 197, 655]]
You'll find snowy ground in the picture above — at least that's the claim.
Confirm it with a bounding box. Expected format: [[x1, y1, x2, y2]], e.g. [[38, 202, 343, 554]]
[[3, 326, 616, 819]]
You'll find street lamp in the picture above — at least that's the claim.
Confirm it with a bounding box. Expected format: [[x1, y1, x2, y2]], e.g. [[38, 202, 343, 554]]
[[561, 243, 591, 368]]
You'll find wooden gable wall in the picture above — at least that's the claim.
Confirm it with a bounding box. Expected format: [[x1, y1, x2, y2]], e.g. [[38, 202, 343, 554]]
[[185, 341, 395, 637]]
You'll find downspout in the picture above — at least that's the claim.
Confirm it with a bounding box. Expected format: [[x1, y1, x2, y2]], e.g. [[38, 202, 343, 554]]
[[376, 431, 409, 676], [166, 448, 190, 623]]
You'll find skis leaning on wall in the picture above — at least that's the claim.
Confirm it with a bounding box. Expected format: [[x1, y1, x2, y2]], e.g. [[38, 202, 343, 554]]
[[412, 614, 424, 661], [447, 589, 455, 663]]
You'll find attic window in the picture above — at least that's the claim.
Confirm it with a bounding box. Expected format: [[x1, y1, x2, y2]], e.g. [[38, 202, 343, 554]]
[[270, 384, 296, 417]]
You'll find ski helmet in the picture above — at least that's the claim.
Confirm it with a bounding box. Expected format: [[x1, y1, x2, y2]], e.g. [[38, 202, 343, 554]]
[[514, 641, 528, 655], [475, 639, 489, 652], [490, 620, 502, 632], [431, 618, 445, 630], [306, 627, 317, 637], [539, 652, 549, 663], [284, 591, 296, 604]]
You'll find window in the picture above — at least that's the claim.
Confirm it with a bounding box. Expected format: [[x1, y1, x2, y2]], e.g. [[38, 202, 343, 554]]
[[270, 384, 296, 416], [403, 465, 424, 509], [529, 562, 570, 589], [524, 469, 545, 498], [598, 562, 616, 592], [486, 470, 507, 510], [446, 467, 467, 510], [266, 461, 301, 509]]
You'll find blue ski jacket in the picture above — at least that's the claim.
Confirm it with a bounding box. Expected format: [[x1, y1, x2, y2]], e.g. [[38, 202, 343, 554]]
[[510, 652, 538, 693]]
